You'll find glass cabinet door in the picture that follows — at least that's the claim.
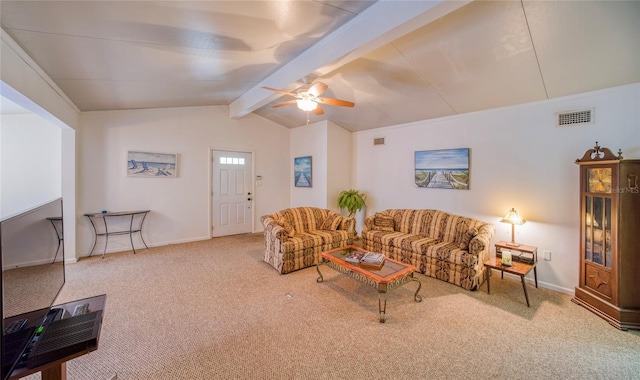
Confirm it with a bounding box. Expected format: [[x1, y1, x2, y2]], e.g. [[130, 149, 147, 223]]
[[585, 196, 592, 262], [592, 197, 604, 265], [584, 195, 612, 268], [604, 197, 611, 268]]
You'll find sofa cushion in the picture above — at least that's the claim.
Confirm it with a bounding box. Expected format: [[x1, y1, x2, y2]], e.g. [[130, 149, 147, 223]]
[[392, 209, 416, 234], [407, 210, 448, 239], [372, 214, 395, 231], [441, 215, 482, 245], [281, 232, 324, 252], [307, 230, 350, 245], [458, 227, 478, 249], [276, 217, 296, 237], [320, 213, 342, 231], [361, 230, 406, 253], [410, 210, 436, 237], [275, 207, 327, 233]]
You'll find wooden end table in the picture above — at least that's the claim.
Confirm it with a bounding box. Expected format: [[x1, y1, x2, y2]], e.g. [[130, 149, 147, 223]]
[[484, 256, 538, 307]]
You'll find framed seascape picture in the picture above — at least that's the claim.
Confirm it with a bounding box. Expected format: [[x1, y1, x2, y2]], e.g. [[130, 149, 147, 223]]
[[415, 148, 469, 189], [294, 156, 312, 187], [127, 151, 177, 178]]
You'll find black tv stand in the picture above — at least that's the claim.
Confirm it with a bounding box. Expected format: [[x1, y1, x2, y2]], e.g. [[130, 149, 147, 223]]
[[5, 295, 106, 380]]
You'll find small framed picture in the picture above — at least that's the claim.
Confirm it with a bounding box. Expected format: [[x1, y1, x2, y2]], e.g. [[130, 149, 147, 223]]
[[127, 151, 177, 178], [294, 156, 312, 187]]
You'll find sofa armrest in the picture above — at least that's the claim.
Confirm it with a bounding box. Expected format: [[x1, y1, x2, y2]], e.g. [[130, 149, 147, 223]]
[[260, 215, 289, 241], [362, 214, 375, 231], [468, 223, 495, 261], [339, 217, 356, 234]]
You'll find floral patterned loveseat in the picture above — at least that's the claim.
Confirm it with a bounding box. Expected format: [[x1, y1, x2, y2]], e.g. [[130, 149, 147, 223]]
[[261, 207, 355, 274], [362, 209, 495, 290]]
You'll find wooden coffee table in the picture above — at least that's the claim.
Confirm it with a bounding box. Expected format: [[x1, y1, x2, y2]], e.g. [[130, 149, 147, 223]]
[[316, 245, 422, 323]]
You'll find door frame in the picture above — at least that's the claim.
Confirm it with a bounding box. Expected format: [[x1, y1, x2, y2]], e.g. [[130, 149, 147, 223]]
[[209, 147, 256, 238]]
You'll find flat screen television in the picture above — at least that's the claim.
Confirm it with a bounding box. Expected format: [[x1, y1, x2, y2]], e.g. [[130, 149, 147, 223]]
[[1, 198, 65, 380]]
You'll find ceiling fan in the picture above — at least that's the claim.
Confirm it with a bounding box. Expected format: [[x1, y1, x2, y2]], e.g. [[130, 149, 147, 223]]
[[262, 82, 354, 115]]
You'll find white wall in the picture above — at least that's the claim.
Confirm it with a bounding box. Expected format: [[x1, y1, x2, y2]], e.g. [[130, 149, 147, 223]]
[[0, 113, 62, 218], [353, 84, 640, 294], [290, 120, 353, 210], [326, 121, 352, 212], [61, 129, 77, 263], [77, 105, 290, 256], [290, 121, 328, 208]]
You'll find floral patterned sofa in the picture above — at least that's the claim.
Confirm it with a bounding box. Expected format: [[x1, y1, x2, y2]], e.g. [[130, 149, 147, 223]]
[[261, 207, 355, 274], [362, 209, 495, 290]]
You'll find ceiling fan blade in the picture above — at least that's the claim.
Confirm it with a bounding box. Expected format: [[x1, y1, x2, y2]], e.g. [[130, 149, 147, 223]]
[[307, 82, 328, 97], [271, 100, 298, 108], [262, 86, 298, 97], [316, 97, 355, 107], [313, 104, 325, 115]]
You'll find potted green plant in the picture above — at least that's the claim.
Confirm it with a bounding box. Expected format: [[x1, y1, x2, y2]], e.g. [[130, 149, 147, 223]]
[[337, 189, 366, 218]]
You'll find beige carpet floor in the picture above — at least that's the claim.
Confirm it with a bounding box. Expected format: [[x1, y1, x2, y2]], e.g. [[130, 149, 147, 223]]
[[22, 233, 640, 379]]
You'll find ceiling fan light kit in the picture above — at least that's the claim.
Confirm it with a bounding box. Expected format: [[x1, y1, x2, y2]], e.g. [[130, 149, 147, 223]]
[[296, 98, 318, 111], [262, 82, 354, 115]]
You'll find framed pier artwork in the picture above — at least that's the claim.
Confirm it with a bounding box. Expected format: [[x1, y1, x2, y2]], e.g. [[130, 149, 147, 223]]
[[415, 148, 469, 190], [294, 156, 312, 187]]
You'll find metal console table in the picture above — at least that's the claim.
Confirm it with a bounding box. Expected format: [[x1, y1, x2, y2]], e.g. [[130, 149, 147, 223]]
[[85, 210, 150, 258], [46, 217, 64, 263]]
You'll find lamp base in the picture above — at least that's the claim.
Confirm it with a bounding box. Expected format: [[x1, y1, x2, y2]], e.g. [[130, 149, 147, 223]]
[[506, 242, 521, 247]]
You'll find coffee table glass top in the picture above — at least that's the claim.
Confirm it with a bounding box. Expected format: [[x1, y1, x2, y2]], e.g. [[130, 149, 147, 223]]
[[321, 245, 416, 284]]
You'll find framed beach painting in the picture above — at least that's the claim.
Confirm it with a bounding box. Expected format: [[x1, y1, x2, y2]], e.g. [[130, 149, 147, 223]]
[[415, 148, 469, 189], [127, 151, 177, 178], [294, 156, 312, 187]]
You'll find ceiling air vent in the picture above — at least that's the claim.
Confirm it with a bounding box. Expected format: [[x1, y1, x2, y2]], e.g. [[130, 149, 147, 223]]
[[373, 137, 385, 146], [556, 108, 594, 127]]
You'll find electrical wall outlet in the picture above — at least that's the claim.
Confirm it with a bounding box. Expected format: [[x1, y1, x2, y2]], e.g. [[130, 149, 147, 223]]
[[543, 250, 551, 261]]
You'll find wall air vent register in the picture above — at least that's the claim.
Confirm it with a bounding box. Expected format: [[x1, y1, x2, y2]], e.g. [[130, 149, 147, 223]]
[[373, 138, 385, 146], [556, 109, 594, 127]]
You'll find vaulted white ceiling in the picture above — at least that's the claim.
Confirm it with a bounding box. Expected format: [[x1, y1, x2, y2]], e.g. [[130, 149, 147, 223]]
[[1, 1, 638, 132]]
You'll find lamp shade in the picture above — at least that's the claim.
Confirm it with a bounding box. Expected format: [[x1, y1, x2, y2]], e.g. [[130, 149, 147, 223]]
[[500, 208, 526, 225]]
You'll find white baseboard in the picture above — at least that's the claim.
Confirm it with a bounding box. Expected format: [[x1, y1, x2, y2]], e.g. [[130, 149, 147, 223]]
[[78, 236, 211, 258]]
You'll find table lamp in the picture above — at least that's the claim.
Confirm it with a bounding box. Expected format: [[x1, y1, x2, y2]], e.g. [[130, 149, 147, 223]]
[[501, 208, 526, 247]]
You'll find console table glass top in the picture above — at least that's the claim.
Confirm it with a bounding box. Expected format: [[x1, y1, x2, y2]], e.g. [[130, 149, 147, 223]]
[[84, 210, 150, 258]]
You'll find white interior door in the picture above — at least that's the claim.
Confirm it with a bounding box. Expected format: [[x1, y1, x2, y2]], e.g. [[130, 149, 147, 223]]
[[211, 150, 253, 237]]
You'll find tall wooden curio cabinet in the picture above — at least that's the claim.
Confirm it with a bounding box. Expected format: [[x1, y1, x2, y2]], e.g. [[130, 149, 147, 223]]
[[573, 143, 640, 330]]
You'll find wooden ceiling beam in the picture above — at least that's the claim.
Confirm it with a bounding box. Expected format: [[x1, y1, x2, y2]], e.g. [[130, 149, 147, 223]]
[[228, 0, 470, 119]]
